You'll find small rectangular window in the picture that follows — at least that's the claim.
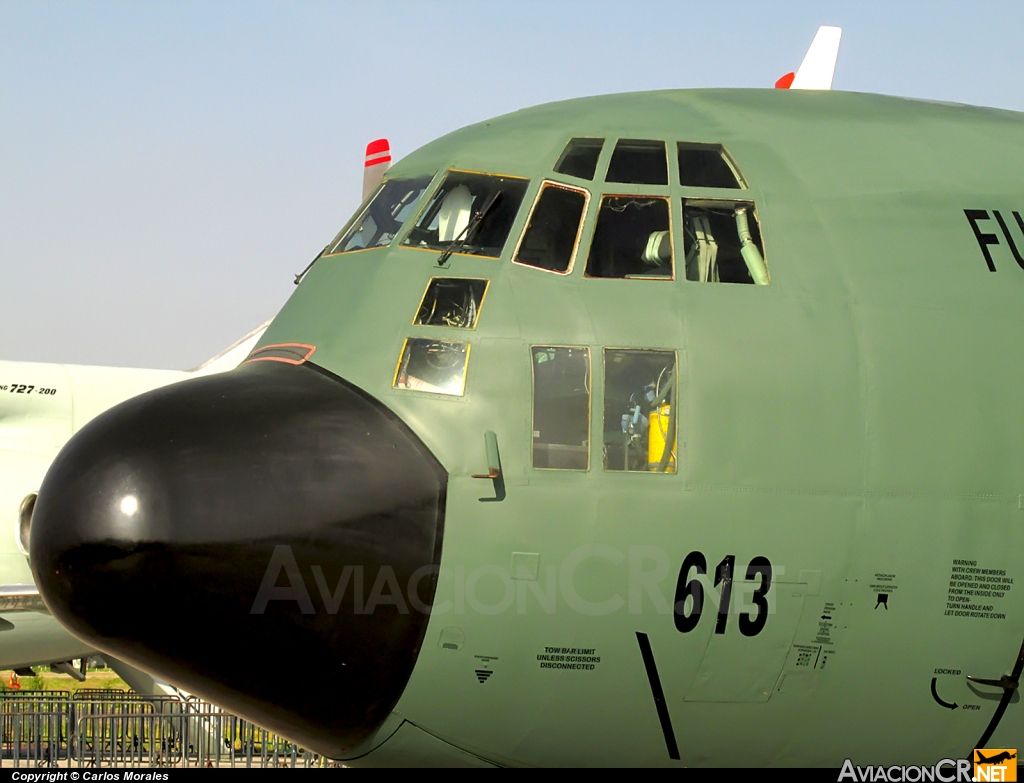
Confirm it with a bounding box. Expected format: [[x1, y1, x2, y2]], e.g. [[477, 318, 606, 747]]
[[328, 175, 434, 254], [603, 349, 676, 473], [554, 138, 604, 180], [585, 196, 672, 279], [606, 139, 668, 185], [414, 278, 488, 328], [514, 182, 589, 274], [402, 170, 529, 258], [683, 200, 768, 285], [677, 143, 746, 189], [532, 346, 590, 470], [394, 338, 470, 396]]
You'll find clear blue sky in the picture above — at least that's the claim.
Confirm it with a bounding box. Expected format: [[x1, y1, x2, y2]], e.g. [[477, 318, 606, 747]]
[[2, 1, 1022, 368]]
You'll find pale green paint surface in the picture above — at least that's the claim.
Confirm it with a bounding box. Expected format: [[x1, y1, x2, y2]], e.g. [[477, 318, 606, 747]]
[[261, 89, 1024, 766]]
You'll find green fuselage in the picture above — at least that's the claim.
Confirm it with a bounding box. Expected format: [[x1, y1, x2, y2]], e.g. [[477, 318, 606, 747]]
[[260, 89, 1024, 765]]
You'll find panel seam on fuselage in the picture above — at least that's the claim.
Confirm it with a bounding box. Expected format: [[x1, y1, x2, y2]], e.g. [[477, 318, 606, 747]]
[[681, 483, 1012, 501]]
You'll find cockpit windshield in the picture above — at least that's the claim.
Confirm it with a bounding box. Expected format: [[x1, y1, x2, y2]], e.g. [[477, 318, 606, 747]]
[[327, 175, 433, 255], [402, 171, 529, 258]]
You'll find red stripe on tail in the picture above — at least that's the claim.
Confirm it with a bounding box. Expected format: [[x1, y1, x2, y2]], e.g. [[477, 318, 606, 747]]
[[775, 72, 795, 89], [365, 138, 390, 156]]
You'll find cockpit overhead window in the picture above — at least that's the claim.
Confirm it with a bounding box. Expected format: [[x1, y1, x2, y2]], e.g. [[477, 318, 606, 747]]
[[677, 143, 746, 189], [514, 182, 589, 274], [605, 139, 668, 185], [554, 138, 604, 180], [327, 175, 433, 255], [401, 171, 529, 259], [683, 199, 768, 285], [585, 196, 672, 279]]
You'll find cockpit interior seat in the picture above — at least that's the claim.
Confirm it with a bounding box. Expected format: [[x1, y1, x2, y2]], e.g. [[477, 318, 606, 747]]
[[437, 185, 473, 243], [685, 214, 719, 282], [642, 230, 672, 268]]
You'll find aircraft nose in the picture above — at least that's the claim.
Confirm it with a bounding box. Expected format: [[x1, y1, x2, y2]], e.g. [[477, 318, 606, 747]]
[[29, 361, 447, 757]]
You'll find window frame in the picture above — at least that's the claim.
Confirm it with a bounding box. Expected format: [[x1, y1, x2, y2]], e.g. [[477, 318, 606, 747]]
[[399, 168, 531, 261], [323, 173, 439, 258], [392, 337, 472, 397], [601, 347, 679, 475], [675, 142, 749, 190], [680, 196, 767, 285], [552, 137, 606, 182], [530, 344, 592, 472], [604, 138, 670, 186], [511, 180, 592, 276], [412, 276, 491, 330], [322, 182, 382, 258], [583, 194, 676, 282]]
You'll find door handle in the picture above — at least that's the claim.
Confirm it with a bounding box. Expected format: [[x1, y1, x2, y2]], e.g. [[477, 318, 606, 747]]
[[472, 431, 505, 503], [969, 636, 1024, 749], [472, 431, 502, 480], [966, 674, 1019, 691]]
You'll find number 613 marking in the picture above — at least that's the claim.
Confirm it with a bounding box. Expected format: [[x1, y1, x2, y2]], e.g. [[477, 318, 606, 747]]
[[673, 551, 772, 637]]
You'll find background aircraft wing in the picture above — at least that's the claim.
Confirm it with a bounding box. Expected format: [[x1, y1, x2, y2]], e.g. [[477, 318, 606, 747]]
[[190, 318, 272, 375]]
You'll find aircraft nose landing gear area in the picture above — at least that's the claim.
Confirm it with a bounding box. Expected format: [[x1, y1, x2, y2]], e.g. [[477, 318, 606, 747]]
[[28, 361, 448, 758]]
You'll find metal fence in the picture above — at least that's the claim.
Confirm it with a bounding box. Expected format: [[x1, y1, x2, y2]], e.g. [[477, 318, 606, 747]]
[[0, 689, 337, 768]]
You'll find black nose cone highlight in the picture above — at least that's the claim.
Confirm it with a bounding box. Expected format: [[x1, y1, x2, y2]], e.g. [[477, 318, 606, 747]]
[[31, 361, 446, 757]]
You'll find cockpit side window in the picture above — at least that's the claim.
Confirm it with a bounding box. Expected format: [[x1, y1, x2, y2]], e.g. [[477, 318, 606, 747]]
[[585, 197, 672, 279], [532, 346, 590, 470], [605, 139, 668, 185], [554, 138, 604, 180], [393, 338, 470, 396], [402, 171, 529, 258], [514, 182, 589, 274], [683, 199, 767, 285], [414, 277, 489, 328], [327, 175, 433, 255], [603, 349, 676, 473], [677, 143, 746, 189]]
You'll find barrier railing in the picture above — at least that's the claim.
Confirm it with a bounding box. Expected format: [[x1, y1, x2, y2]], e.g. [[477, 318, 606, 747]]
[[0, 691, 334, 767]]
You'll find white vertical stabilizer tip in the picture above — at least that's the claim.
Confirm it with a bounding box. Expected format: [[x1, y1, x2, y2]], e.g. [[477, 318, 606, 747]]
[[791, 26, 842, 90]]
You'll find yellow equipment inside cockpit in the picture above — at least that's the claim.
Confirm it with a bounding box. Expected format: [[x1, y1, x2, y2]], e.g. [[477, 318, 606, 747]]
[[648, 404, 676, 471]]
